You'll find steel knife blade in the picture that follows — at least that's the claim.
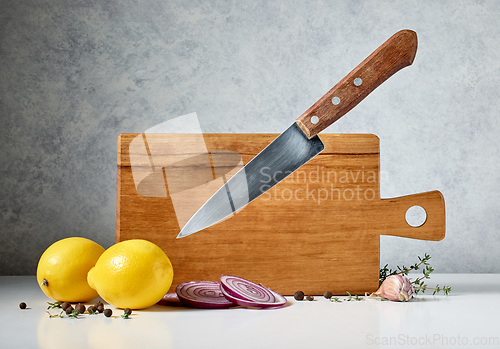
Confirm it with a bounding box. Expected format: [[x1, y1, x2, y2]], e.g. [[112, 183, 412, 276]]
[[177, 30, 418, 238]]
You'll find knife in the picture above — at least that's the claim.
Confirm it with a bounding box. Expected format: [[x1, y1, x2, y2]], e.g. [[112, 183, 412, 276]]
[[177, 29, 418, 238]]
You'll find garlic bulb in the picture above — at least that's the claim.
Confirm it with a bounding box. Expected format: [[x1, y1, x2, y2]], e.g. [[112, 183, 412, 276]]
[[368, 275, 415, 302]]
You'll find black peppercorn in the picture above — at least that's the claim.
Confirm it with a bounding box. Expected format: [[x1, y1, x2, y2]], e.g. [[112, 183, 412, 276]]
[[88, 305, 97, 314], [294, 291, 305, 300], [306, 295, 314, 301], [124, 308, 132, 316], [323, 291, 333, 299], [65, 305, 74, 314], [19, 302, 27, 309], [103, 309, 112, 317], [75, 303, 86, 314], [60, 302, 70, 311], [97, 304, 104, 313]]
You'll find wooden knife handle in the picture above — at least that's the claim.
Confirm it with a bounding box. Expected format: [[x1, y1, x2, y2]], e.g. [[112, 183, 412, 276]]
[[295, 30, 418, 138]]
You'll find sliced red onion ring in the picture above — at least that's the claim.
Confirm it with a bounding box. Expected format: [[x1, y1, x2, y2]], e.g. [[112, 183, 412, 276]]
[[220, 275, 287, 308], [157, 292, 184, 307], [220, 285, 287, 308], [176, 281, 235, 309]]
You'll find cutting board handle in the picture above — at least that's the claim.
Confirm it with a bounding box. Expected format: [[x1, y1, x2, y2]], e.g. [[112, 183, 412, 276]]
[[377, 190, 445, 241], [296, 30, 418, 138]]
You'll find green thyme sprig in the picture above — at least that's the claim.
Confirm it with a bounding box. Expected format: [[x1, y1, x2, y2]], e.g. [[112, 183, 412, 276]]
[[328, 292, 364, 303], [67, 310, 80, 319], [414, 284, 452, 295], [379, 253, 431, 286], [47, 301, 63, 310], [46, 310, 81, 318], [379, 253, 451, 295], [346, 291, 363, 301], [46, 310, 64, 318]]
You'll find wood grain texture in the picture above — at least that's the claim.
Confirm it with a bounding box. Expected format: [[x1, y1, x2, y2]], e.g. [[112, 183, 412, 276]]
[[296, 30, 418, 138], [117, 133, 445, 295]]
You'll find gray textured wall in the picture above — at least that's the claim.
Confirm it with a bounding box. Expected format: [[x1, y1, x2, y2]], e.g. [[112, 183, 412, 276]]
[[1, 0, 499, 275]]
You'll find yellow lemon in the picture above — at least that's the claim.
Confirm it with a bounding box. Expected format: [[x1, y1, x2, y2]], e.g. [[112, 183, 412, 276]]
[[37, 237, 105, 302], [87, 239, 173, 309]]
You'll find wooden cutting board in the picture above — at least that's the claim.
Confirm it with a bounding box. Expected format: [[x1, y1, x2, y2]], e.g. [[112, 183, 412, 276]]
[[117, 133, 445, 295]]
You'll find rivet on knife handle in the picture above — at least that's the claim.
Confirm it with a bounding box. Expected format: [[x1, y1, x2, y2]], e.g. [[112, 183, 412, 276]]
[[295, 29, 418, 139]]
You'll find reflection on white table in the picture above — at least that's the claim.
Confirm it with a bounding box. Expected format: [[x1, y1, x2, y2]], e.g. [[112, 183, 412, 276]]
[[1, 274, 499, 349]]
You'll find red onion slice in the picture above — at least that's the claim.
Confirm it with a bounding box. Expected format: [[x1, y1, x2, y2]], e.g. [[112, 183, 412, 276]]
[[157, 292, 184, 307], [220, 275, 287, 308], [176, 281, 235, 309], [220, 285, 287, 308]]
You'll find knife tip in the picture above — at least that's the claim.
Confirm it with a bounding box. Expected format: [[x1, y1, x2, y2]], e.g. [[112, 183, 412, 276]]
[[176, 229, 194, 239]]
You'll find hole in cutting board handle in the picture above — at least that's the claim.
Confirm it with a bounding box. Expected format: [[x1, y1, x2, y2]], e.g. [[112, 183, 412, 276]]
[[405, 205, 427, 227]]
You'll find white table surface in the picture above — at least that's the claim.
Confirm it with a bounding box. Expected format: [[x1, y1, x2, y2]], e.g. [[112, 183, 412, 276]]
[[1, 274, 499, 349]]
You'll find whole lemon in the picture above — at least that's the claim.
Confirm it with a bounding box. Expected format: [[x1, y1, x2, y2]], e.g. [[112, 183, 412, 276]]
[[87, 239, 173, 309], [37, 237, 105, 302]]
